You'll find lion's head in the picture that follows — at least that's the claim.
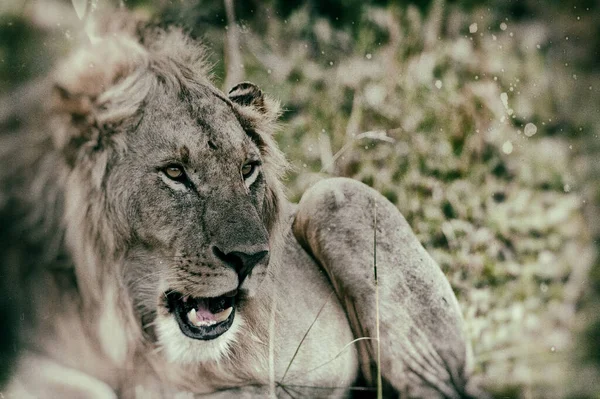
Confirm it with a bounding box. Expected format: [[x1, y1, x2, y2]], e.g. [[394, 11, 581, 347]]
[[50, 22, 286, 364]]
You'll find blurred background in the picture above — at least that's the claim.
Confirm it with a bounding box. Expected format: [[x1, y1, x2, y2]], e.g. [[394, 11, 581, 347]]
[[0, 0, 599, 397]]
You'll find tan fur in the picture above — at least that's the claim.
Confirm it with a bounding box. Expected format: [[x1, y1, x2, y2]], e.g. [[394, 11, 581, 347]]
[[2, 16, 356, 399], [1, 13, 477, 399], [294, 178, 482, 398]]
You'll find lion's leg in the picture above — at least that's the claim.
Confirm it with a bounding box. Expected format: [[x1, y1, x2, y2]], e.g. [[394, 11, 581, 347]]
[[293, 177, 477, 399], [5, 352, 117, 399]]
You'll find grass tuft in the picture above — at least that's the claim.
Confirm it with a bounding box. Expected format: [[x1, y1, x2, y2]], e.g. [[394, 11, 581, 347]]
[[373, 199, 382, 399]]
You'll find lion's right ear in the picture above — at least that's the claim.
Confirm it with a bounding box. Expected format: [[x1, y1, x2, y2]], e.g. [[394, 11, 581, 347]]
[[50, 37, 148, 163], [51, 84, 94, 126], [50, 81, 103, 165]]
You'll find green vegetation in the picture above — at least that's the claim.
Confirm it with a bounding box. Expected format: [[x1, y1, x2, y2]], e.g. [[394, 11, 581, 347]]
[[2, 0, 599, 396]]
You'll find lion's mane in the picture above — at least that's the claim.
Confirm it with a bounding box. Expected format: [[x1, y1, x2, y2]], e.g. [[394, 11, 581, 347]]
[[0, 13, 287, 382]]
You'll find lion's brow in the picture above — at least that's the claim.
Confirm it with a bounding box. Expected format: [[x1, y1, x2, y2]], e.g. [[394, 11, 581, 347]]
[[193, 118, 220, 151], [195, 117, 215, 136], [179, 146, 190, 163]]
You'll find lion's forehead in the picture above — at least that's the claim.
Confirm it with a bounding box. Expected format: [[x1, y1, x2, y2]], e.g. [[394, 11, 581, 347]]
[[135, 89, 253, 166]]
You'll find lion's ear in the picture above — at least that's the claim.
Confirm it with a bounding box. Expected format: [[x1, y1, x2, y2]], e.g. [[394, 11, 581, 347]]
[[228, 82, 281, 132], [50, 80, 102, 164], [50, 37, 148, 161], [228, 82, 265, 108], [52, 84, 94, 125], [228, 82, 281, 118]]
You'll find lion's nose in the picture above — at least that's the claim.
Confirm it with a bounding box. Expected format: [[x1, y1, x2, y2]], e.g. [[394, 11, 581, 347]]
[[212, 246, 269, 280]]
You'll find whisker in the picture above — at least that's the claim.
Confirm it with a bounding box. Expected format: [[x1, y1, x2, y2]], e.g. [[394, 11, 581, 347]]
[[142, 320, 159, 329], [125, 271, 164, 287], [150, 345, 164, 356], [126, 254, 207, 264]]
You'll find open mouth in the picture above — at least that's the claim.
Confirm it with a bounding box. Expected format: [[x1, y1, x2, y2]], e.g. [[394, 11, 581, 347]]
[[165, 290, 236, 340]]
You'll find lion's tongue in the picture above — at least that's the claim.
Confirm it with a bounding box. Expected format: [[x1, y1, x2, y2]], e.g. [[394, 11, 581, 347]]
[[186, 299, 232, 327]]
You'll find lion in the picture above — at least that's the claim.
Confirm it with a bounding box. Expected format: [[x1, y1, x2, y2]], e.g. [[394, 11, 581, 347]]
[[0, 15, 479, 399]]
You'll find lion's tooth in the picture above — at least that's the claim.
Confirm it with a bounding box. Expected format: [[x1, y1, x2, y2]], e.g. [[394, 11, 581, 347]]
[[214, 307, 233, 323], [187, 308, 198, 324], [195, 319, 216, 327], [187, 306, 231, 327]]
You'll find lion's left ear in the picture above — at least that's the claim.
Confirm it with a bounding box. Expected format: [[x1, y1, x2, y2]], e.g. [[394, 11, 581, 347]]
[[228, 82, 287, 230], [228, 82, 280, 128], [228, 82, 265, 109]]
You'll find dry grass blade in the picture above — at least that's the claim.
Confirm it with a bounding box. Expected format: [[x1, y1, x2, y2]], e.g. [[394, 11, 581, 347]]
[[290, 337, 378, 378], [278, 384, 300, 399], [71, 0, 90, 21], [269, 283, 277, 398], [223, 0, 244, 89], [319, 129, 397, 174], [279, 384, 377, 392], [280, 291, 335, 383], [373, 200, 382, 399], [319, 129, 334, 174]]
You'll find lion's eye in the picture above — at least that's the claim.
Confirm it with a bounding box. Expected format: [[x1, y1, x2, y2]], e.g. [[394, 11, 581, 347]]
[[241, 163, 254, 179], [241, 161, 261, 186], [163, 165, 185, 181]]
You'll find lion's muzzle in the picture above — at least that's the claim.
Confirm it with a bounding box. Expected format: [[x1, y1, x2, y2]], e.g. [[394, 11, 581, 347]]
[[212, 246, 269, 289], [206, 193, 271, 296]]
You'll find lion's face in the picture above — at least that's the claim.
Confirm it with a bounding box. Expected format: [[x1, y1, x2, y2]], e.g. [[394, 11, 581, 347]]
[[121, 84, 273, 356], [52, 30, 285, 364]]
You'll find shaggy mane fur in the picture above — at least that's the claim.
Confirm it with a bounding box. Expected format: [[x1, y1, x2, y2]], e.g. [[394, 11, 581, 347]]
[[0, 13, 287, 391]]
